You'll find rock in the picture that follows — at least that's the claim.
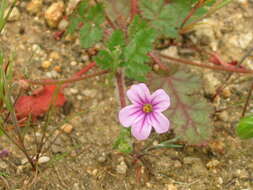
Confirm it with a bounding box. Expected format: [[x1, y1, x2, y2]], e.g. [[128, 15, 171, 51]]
[[166, 184, 177, 190], [70, 61, 77, 66], [66, 0, 81, 15], [173, 160, 182, 168], [45, 70, 58, 78], [45, 1, 65, 28], [116, 161, 128, 174], [53, 65, 62, 73], [49, 51, 60, 60], [38, 156, 50, 164], [97, 153, 107, 163], [193, 18, 221, 51], [6, 7, 21, 21], [183, 157, 201, 165], [203, 73, 220, 96], [0, 161, 8, 169], [70, 88, 79, 94], [26, 0, 43, 14], [58, 18, 69, 30], [234, 169, 249, 179], [41, 60, 52, 69], [206, 159, 220, 169], [82, 89, 97, 98], [60, 123, 73, 134], [218, 111, 229, 122]]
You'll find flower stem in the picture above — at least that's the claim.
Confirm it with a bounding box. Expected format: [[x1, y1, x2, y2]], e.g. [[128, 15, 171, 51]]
[[115, 70, 126, 108], [130, 0, 139, 21]]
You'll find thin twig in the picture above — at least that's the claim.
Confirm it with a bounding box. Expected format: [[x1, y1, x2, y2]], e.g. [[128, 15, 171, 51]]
[[159, 52, 253, 74], [241, 82, 253, 117]]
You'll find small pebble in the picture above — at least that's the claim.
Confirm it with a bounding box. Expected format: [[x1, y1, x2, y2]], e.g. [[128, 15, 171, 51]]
[[26, 0, 43, 14], [45, 1, 65, 28], [41, 60, 52, 69], [60, 123, 73, 134], [54, 65, 62, 73], [58, 19, 69, 30], [38, 156, 50, 164], [70, 88, 79, 94], [49, 51, 60, 60], [116, 161, 128, 175], [206, 159, 220, 169]]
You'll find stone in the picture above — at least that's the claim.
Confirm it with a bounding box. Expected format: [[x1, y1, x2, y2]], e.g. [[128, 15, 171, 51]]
[[82, 89, 97, 98], [49, 51, 60, 60], [166, 184, 177, 190], [45, 1, 65, 28], [41, 60, 52, 69], [206, 159, 220, 169], [60, 123, 73, 134], [58, 18, 69, 30], [183, 157, 201, 165], [0, 161, 8, 169], [97, 153, 107, 163], [218, 111, 229, 122], [203, 73, 220, 96], [116, 161, 128, 174], [38, 156, 50, 164], [26, 0, 43, 14], [54, 65, 62, 73], [6, 7, 21, 21]]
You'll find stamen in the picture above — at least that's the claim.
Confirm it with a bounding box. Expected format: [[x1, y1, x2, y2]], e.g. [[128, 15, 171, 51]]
[[142, 104, 153, 113]]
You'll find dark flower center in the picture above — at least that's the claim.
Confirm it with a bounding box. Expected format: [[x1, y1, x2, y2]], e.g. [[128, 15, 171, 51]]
[[142, 104, 153, 113]]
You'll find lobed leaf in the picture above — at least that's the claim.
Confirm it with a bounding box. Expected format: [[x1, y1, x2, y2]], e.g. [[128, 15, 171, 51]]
[[80, 24, 103, 49], [123, 16, 156, 81], [148, 70, 213, 144], [139, 0, 217, 38]]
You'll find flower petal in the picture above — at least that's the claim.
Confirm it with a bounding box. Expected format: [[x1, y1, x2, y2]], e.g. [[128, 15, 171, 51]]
[[149, 112, 170, 134], [131, 115, 152, 140], [119, 105, 143, 127], [151, 89, 170, 112], [127, 83, 151, 105]]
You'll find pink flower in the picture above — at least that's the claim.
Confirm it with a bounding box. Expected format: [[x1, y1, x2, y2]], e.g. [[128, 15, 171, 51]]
[[119, 83, 170, 140]]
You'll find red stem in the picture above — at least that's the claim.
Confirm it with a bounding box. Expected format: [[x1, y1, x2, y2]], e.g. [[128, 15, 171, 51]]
[[116, 70, 126, 108], [160, 53, 253, 74], [27, 70, 108, 86], [130, 0, 139, 21], [26, 62, 98, 86]]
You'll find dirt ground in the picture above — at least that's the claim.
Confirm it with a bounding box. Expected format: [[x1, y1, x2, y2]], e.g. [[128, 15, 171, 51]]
[[0, 0, 253, 190]]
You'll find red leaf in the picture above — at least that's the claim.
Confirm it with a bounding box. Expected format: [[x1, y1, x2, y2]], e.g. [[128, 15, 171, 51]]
[[15, 85, 66, 120]]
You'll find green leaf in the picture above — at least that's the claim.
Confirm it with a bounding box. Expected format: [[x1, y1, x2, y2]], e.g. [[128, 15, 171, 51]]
[[67, 16, 83, 34], [139, 0, 219, 38], [236, 116, 253, 139], [123, 16, 156, 81], [86, 3, 104, 25], [113, 128, 133, 153], [107, 30, 125, 51], [79, 23, 103, 48], [94, 50, 113, 70], [77, 1, 88, 17], [148, 70, 213, 144]]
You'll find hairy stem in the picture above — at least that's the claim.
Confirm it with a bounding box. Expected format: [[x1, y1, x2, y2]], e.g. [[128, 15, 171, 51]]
[[130, 0, 139, 21], [115, 70, 126, 108], [241, 82, 253, 117], [159, 53, 253, 74]]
